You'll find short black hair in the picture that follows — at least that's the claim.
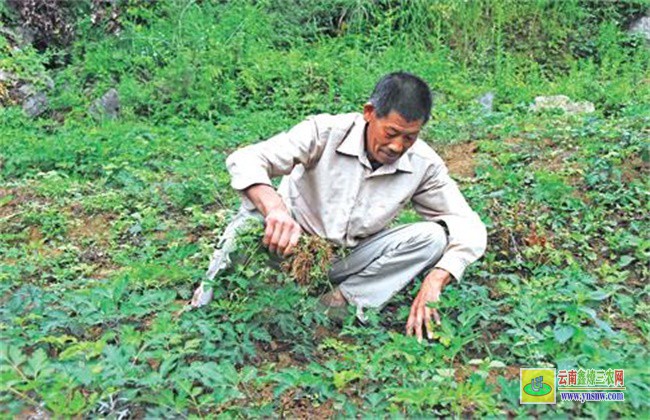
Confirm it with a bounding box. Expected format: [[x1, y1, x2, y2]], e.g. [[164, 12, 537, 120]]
[[369, 72, 432, 124]]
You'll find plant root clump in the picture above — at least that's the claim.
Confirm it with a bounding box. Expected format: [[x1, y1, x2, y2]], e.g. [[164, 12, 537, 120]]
[[281, 235, 335, 287]]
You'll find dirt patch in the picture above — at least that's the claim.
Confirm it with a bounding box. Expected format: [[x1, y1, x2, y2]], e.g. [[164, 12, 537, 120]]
[[0, 190, 16, 219], [28, 226, 43, 242], [436, 142, 477, 178], [0, 187, 40, 219], [93, 266, 120, 279], [253, 340, 306, 369], [532, 150, 572, 172], [314, 325, 338, 341], [454, 363, 520, 387], [17, 406, 51, 420], [27, 227, 63, 258], [280, 389, 335, 419], [504, 137, 524, 145], [68, 213, 114, 246], [232, 383, 335, 419], [621, 155, 649, 183], [68, 212, 119, 276], [612, 317, 644, 338]]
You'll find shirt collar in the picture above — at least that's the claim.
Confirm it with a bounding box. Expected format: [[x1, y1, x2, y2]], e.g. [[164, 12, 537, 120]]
[[335, 114, 414, 174]]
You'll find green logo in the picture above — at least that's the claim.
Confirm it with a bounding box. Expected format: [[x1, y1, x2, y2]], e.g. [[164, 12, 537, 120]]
[[520, 369, 556, 404], [523, 381, 553, 396]]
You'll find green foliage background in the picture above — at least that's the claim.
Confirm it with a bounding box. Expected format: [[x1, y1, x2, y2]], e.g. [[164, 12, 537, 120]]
[[1, 0, 649, 417]]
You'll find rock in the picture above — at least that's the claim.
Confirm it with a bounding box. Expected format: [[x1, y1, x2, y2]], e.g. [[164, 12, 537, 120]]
[[13, 83, 48, 117], [629, 16, 650, 42], [16, 83, 37, 99], [89, 88, 120, 119], [23, 91, 48, 117], [0, 26, 35, 49], [0, 70, 18, 84], [530, 95, 595, 114], [2, 75, 54, 113], [15, 26, 36, 48], [478, 92, 494, 112]]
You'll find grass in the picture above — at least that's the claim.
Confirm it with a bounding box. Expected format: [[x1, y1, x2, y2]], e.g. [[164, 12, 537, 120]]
[[1, 0, 649, 417]]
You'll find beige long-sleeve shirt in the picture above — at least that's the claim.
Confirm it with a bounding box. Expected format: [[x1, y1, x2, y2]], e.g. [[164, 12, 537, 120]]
[[226, 112, 487, 280]]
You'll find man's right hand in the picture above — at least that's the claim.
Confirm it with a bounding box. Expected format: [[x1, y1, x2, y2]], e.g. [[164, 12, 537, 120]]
[[263, 209, 302, 256], [243, 184, 302, 257]]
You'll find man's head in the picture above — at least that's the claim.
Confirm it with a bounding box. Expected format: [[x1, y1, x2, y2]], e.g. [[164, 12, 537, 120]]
[[363, 72, 432, 165]]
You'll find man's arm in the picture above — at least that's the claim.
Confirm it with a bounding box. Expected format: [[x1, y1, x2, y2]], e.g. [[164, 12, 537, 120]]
[[411, 161, 487, 280], [406, 159, 487, 341], [226, 116, 328, 256]]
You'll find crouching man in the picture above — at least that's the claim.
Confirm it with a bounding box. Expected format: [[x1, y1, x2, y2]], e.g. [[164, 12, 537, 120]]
[[192, 72, 487, 342]]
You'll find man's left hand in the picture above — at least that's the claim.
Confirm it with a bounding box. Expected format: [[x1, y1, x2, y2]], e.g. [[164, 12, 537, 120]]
[[406, 268, 452, 342]]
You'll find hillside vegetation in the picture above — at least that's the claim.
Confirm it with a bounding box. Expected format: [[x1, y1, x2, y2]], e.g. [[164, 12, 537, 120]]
[[1, 0, 649, 417]]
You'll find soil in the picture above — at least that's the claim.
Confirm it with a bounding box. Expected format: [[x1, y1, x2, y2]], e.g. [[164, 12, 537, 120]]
[[612, 318, 644, 337], [436, 141, 477, 178], [453, 363, 520, 387], [279, 389, 336, 419], [0, 187, 44, 219], [621, 155, 649, 182], [68, 212, 114, 246]]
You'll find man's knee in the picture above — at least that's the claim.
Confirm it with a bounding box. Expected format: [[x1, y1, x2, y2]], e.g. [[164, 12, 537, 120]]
[[401, 221, 448, 251]]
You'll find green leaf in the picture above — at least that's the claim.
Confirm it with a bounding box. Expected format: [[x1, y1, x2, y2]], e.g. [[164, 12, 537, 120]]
[[7, 346, 27, 367], [26, 348, 49, 378], [159, 356, 178, 378], [0, 194, 14, 207], [593, 317, 615, 336], [579, 307, 597, 319], [588, 290, 609, 301], [553, 325, 575, 344], [333, 370, 361, 390], [618, 255, 634, 268], [488, 360, 506, 369], [59, 341, 105, 361], [37, 335, 78, 348]]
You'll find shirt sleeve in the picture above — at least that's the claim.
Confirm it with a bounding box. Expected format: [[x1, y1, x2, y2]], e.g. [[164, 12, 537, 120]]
[[225, 116, 326, 191], [411, 160, 487, 281]]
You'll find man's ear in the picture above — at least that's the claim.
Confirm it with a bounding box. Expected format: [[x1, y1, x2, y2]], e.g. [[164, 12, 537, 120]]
[[363, 103, 375, 122]]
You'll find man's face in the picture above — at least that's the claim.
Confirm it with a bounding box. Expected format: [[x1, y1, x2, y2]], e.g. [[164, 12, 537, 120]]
[[363, 104, 423, 165]]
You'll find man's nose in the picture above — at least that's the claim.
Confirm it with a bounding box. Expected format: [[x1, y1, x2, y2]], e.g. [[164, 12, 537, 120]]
[[388, 140, 403, 154]]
